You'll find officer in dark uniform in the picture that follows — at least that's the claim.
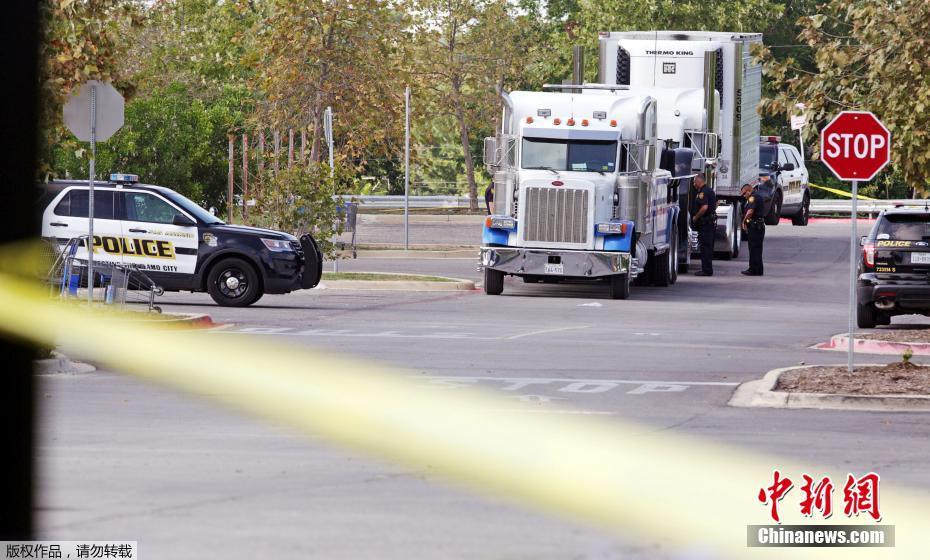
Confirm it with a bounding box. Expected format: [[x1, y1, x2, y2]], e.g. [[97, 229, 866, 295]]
[[484, 182, 494, 215], [690, 173, 716, 276], [741, 182, 766, 276]]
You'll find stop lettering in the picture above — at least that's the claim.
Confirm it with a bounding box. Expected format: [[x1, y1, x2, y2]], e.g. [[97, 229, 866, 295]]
[[820, 111, 891, 181]]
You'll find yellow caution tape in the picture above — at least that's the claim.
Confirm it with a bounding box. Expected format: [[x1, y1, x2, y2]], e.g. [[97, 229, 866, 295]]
[[0, 268, 925, 557], [810, 182, 877, 200]]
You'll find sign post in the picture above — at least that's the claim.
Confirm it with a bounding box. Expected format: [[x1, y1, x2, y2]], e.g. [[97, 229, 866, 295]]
[[404, 86, 411, 251], [820, 111, 891, 372], [63, 81, 124, 305]]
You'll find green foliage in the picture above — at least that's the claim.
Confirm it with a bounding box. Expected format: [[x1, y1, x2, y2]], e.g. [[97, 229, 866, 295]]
[[248, 164, 349, 258], [762, 0, 930, 195], [39, 0, 144, 175], [52, 83, 249, 209]]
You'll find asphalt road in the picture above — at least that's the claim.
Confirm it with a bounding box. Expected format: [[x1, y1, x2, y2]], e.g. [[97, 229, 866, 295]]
[[36, 220, 930, 559]]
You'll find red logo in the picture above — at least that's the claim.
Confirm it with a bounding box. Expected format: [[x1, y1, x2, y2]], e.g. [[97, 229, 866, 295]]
[[758, 471, 881, 523], [820, 111, 891, 181]]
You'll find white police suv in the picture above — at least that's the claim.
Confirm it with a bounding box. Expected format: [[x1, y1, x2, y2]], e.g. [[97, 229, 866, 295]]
[[39, 174, 323, 306], [759, 136, 810, 226]]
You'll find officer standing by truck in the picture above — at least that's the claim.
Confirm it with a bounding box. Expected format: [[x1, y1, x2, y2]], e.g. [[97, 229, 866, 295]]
[[741, 182, 766, 276], [690, 173, 716, 276]]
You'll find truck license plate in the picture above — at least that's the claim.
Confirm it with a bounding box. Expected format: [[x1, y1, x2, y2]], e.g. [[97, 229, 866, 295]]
[[911, 252, 930, 264], [544, 263, 564, 274]]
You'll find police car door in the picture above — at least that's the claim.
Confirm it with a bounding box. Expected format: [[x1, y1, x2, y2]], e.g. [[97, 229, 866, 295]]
[[778, 146, 802, 207], [42, 186, 122, 268], [119, 190, 198, 284]]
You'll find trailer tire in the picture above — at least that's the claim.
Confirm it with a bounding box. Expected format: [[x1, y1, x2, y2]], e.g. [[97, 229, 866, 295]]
[[608, 273, 630, 300], [484, 268, 504, 295]]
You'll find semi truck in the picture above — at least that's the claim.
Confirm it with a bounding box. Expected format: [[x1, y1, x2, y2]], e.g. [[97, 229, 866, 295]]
[[480, 30, 762, 298], [480, 85, 707, 298], [597, 31, 763, 260]]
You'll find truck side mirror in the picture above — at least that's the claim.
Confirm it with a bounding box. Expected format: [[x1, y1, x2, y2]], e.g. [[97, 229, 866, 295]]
[[859, 236, 868, 246], [483, 137, 498, 172], [781, 162, 795, 171]]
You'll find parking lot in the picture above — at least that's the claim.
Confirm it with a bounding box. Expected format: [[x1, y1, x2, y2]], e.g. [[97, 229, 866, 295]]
[[36, 220, 930, 559]]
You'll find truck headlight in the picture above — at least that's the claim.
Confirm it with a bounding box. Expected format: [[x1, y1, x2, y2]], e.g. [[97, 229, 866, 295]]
[[261, 238, 292, 252], [596, 222, 627, 234], [485, 216, 516, 230]]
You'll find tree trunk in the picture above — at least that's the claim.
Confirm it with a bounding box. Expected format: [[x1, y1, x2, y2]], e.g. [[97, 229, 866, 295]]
[[452, 78, 479, 211]]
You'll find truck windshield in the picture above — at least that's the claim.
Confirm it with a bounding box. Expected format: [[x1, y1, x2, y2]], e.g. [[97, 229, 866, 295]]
[[522, 138, 617, 172], [876, 214, 930, 241], [759, 145, 778, 170]]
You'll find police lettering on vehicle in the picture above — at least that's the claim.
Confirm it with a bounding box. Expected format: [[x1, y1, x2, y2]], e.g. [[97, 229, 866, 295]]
[[91, 235, 176, 259]]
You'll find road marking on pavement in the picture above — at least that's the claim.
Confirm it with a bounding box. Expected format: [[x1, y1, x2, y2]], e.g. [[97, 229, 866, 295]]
[[578, 302, 602, 307], [222, 326, 498, 340], [418, 376, 737, 399], [505, 325, 589, 340]]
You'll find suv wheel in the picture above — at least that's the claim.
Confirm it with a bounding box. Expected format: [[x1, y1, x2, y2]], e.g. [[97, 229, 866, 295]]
[[765, 191, 782, 226], [207, 257, 262, 307], [792, 194, 810, 226], [856, 302, 877, 329]]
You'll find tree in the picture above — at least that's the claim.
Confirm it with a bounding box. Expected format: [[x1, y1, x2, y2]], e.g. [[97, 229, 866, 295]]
[[38, 0, 143, 175], [409, 0, 539, 210], [254, 0, 407, 168], [52, 83, 248, 209], [249, 164, 348, 258], [125, 0, 265, 99], [762, 0, 930, 195]]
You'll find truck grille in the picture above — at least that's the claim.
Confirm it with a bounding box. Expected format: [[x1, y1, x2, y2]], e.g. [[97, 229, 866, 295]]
[[523, 187, 589, 244]]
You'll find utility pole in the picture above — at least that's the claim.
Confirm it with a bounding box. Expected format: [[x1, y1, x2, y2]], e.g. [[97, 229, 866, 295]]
[[227, 134, 235, 223], [404, 86, 411, 250], [242, 133, 249, 220]]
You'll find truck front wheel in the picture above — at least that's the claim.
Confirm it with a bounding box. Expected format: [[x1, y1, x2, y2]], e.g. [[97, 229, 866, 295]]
[[484, 268, 504, 295], [608, 273, 630, 300]]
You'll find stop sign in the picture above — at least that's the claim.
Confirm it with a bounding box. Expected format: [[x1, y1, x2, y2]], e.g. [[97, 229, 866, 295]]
[[820, 111, 891, 181]]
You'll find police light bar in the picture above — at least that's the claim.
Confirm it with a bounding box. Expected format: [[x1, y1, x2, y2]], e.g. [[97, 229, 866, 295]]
[[760, 136, 781, 143], [110, 173, 139, 183]]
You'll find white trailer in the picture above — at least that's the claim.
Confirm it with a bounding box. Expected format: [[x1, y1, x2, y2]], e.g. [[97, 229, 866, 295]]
[[597, 31, 763, 260]]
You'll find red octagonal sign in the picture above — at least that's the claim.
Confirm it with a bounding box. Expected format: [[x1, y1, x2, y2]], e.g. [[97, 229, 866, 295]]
[[820, 111, 891, 181]]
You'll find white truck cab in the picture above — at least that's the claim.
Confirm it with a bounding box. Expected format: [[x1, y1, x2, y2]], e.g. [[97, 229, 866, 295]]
[[481, 87, 686, 299]]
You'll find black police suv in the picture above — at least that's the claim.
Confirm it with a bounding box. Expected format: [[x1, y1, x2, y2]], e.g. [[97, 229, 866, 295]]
[[40, 174, 323, 307], [857, 205, 930, 328]]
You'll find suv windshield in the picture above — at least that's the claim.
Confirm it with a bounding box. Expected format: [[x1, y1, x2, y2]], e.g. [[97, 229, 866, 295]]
[[162, 190, 225, 224], [876, 214, 930, 241], [759, 144, 778, 170], [522, 138, 617, 173]]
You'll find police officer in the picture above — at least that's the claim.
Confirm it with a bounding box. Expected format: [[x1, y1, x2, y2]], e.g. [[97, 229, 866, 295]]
[[690, 173, 716, 276], [741, 182, 766, 276], [484, 182, 495, 215]]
